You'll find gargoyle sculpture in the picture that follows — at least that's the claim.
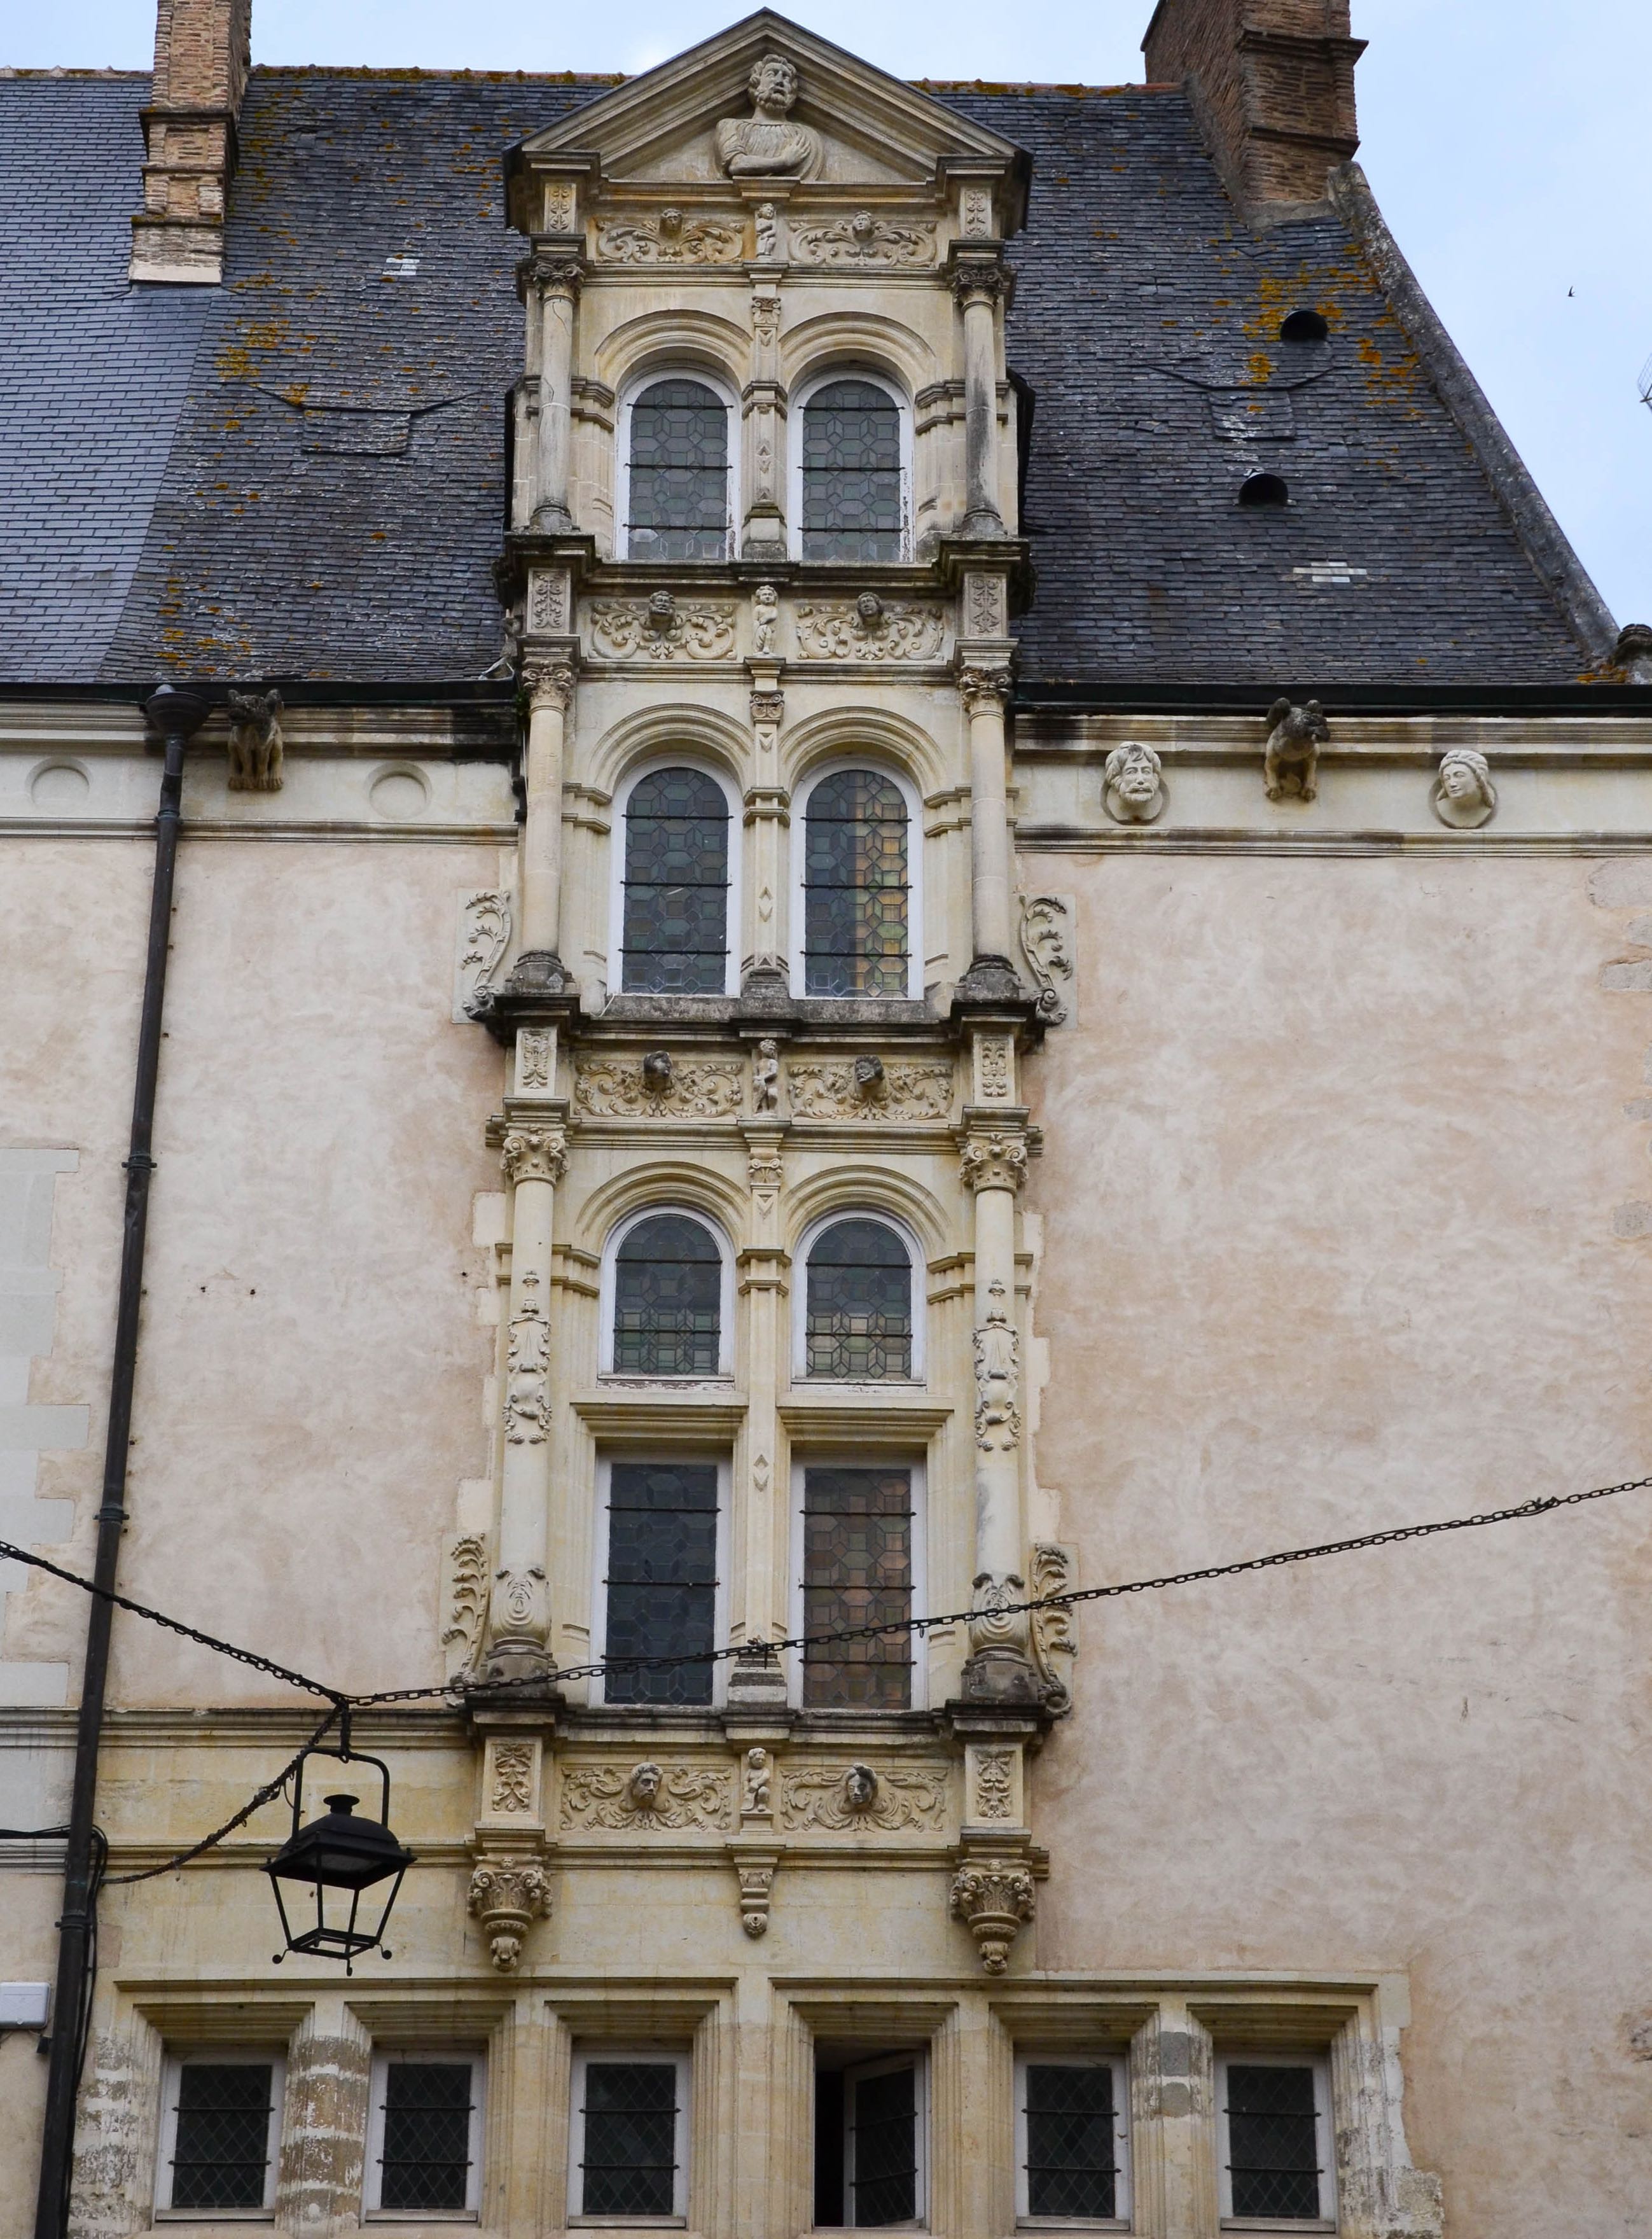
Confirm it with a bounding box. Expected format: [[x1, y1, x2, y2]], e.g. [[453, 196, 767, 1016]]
[[226, 687, 284, 792], [1263, 696, 1327, 803]]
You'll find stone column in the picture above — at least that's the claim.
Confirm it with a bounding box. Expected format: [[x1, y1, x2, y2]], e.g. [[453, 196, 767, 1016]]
[[727, 1112, 789, 1712], [952, 261, 1007, 538], [742, 278, 788, 559], [743, 681, 789, 996], [960, 665, 1015, 972], [522, 252, 582, 532], [960, 1126, 1036, 1700], [480, 1122, 567, 1687], [274, 2001, 373, 2238], [514, 660, 574, 996]]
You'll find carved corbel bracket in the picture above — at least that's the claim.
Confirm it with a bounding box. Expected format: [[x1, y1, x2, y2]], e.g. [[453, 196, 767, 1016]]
[[468, 1847, 553, 1972], [949, 1854, 1034, 1974], [730, 1839, 781, 1938]]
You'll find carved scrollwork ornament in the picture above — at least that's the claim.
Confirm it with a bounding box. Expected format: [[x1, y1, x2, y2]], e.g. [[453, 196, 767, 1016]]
[[501, 1127, 567, 1186], [950, 1857, 1035, 1973], [973, 1280, 1022, 1451], [1028, 1542, 1079, 1715], [1018, 895, 1074, 1025]]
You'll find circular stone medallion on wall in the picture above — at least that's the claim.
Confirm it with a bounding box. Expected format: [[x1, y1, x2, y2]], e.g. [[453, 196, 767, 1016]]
[[29, 761, 92, 810], [369, 765, 431, 820]]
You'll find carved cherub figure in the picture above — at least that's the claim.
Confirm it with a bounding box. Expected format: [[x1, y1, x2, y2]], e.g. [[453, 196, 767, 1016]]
[[716, 55, 821, 178], [1430, 747, 1497, 830], [753, 582, 779, 656], [1263, 696, 1328, 803], [1101, 741, 1165, 824], [753, 1038, 781, 1112], [743, 1747, 772, 1816], [226, 687, 284, 792], [754, 202, 781, 262]]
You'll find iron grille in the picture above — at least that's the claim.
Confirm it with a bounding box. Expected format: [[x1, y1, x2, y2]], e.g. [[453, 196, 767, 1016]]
[[802, 1466, 913, 1708], [604, 1462, 718, 1705], [627, 379, 729, 561], [805, 1218, 912, 1380], [851, 2065, 918, 2226], [621, 765, 730, 994], [1225, 2064, 1321, 2220], [378, 2061, 474, 2212], [1025, 2063, 1116, 2219], [802, 380, 902, 561], [169, 2063, 274, 2211], [802, 769, 908, 998], [580, 2061, 679, 2218], [613, 1214, 721, 1376]]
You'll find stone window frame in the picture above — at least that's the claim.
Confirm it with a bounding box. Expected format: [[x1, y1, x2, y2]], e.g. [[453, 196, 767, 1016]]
[[362, 2046, 487, 2221], [791, 1208, 927, 1386], [586, 1449, 733, 1710], [597, 1204, 737, 1380], [1212, 2049, 1335, 2234], [788, 365, 913, 564], [789, 757, 925, 1003], [1012, 2049, 1133, 2231], [607, 754, 744, 1000], [566, 2044, 694, 2226], [153, 2047, 287, 2220], [786, 1447, 930, 1712], [614, 366, 740, 564], [778, 1992, 959, 2238]]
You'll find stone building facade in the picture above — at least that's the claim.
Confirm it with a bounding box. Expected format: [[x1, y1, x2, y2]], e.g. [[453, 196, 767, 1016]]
[[3, 5, 1651, 2239]]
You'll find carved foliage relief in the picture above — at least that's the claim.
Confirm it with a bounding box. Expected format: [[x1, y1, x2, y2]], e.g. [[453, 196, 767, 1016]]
[[588, 599, 737, 662], [790, 213, 936, 266], [794, 600, 945, 662], [779, 1764, 947, 1832], [574, 1057, 744, 1119], [560, 1762, 734, 1831], [788, 1059, 954, 1122], [596, 210, 744, 265]]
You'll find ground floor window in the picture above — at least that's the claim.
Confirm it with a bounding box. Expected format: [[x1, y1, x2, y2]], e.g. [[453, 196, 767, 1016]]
[[1216, 2054, 1332, 2224], [365, 2052, 483, 2215], [814, 2049, 926, 2228], [569, 2051, 690, 2222], [157, 2054, 283, 2214], [1015, 2055, 1130, 2224]]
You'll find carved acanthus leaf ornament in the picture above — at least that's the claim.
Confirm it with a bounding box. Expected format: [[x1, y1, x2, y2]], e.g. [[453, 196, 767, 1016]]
[[959, 664, 1012, 716], [950, 1857, 1034, 1973], [788, 1059, 954, 1122], [588, 597, 737, 662], [1027, 1542, 1078, 1715], [560, 1762, 733, 1832], [960, 1133, 1028, 1193], [595, 209, 744, 264], [1018, 895, 1073, 1025], [791, 211, 935, 266], [468, 1857, 552, 1972], [779, 1764, 947, 1832], [795, 598, 945, 662], [502, 1127, 567, 1186], [574, 1056, 743, 1119]]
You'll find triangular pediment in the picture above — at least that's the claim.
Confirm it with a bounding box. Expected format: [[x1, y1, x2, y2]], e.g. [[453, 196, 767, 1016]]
[[515, 10, 1026, 213]]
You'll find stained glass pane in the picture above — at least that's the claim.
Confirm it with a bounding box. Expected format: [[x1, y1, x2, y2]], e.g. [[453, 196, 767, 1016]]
[[621, 765, 730, 994], [1226, 2065, 1321, 2221], [805, 1218, 912, 1380], [802, 1466, 912, 1709], [628, 379, 729, 561], [581, 2062, 678, 2218], [380, 2063, 473, 2212], [1025, 2065, 1116, 2220], [802, 379, 902, 561], [605, 1463, 718, 1706], [803, 770, 908, 998], [852, 2066, 917, 2228], [613, 1214, 722, 1377], [170, 2064, 273, 2211]]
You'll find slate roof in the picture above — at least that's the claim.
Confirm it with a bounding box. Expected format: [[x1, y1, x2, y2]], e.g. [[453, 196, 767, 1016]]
[[0, 65, 1609, 686]]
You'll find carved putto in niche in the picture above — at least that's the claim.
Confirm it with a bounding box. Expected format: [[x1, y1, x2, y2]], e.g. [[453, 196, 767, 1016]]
[[753, 1039, 781, 1113], [715, 53, 821, 178], [1430, 747, 1497, 829], [753, 582, 779, 656], [1264, 696, 1328, 803], [742, 1747, 773, 1818], [754, 202, 782, 261], [1102, 741, 1166, 825]]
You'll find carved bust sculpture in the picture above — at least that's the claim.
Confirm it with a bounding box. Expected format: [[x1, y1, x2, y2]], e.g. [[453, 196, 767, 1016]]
[[628, 1761, 663, 1810], [843, 1763, 878, 1813], [1102, 741, 1165, 824], [1430, 747, 1497, 829], [716, 55, 821, 178]]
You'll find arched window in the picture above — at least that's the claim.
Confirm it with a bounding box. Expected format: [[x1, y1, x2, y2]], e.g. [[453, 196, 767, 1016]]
[[610, 1212, 725, 1376], [802, 769, 910, 998], [803, 1217, 913, 1381], [800, 378, 903, 561], [623, 379, 730, 561], [620, 766, 731, 994]]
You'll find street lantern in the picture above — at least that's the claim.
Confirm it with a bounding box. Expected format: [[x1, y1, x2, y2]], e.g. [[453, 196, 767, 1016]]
[[265, 1740, 414, 1973]]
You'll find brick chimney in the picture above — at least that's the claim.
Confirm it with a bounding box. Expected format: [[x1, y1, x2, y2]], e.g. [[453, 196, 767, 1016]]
[[130, 0, 253, 282], [1142, 0, 1366, 218]]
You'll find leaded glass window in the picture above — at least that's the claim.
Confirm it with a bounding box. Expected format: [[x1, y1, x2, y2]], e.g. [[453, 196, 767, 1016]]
[[1223, 2063, 1322, 2221], [604, 1463, 718, 1706], [803, 771, 909, 998], [802, 380, 902, 561], [626, 379, 730, 561], [1024, 2064, 1118, 2220], [850, 2064, 918, 2227], [621, 766, 730, 994], [612, 1214, 723, 1376], [805, 1218, 912, 1381], [167, 2062, 275, 2211], [802, 1465, 912, 1709], [577, 2061, 681, 2218], [376, 2061, 476, 2213]]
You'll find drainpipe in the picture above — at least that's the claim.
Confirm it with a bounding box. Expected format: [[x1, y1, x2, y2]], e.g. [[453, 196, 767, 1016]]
[[33, 683, 210, 2239]]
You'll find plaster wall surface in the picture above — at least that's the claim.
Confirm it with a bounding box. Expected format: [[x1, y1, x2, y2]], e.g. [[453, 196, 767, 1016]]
[[1024, 847, 1652, 2236]]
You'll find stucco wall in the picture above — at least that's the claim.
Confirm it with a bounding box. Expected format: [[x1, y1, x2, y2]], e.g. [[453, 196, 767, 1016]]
[[1025, 849, 1652, 2235]]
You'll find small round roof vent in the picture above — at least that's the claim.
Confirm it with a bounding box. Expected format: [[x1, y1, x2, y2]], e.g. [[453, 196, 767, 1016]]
[[1238, 472, 1289, 508], [1279, 309, 1330, 343]]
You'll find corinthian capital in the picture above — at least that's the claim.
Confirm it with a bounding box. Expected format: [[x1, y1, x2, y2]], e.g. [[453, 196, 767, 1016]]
[[960, 1131, 1027, 1194], [521, 661, 575, 713], [502, 1126, 567, 1186], [950, 258, 1010, 309], [959, 664, 1011, 718], [518, 249, 585, 300]]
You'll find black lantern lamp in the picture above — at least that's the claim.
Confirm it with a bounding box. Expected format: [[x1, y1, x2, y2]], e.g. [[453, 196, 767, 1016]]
[[265, 1734, 414, 1973]]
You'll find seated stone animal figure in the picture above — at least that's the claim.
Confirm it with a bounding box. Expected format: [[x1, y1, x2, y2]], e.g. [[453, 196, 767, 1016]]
[[226, 687, 284, 792], [1263, 695, 1328, 802]]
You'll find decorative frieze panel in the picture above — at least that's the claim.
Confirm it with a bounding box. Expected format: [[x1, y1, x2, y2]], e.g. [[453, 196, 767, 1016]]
[[788, 1057, 954, 1122], [779, 1761, 947, 1832], [789, 211, 935, 266], [962, 570, 1007, 637], [560, 1761, 735, 1831], [794, 595, 945, 662], [527, 568, 571, 634], [574, 1055, 745, 1119], [587, 595, 738, 661], [595, 209, 744, 264]]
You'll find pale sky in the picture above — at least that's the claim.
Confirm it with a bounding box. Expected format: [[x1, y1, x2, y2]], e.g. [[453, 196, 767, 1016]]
[[20, 1, 1650, 631]]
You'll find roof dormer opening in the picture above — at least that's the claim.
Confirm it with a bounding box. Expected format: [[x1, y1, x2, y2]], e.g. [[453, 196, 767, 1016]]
[[1238, 471, 1289, 507], [1279, 309, 1329, 344]]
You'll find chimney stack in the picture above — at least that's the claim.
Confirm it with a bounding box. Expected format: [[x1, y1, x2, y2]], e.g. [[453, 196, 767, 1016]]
[[130, 0, 253, 282], [1142, 0, 1366, 218]]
